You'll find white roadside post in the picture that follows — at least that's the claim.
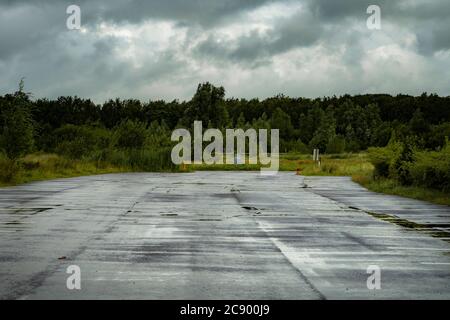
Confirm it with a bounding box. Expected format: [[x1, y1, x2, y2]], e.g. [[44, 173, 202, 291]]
[[313, 148, 320, 166]]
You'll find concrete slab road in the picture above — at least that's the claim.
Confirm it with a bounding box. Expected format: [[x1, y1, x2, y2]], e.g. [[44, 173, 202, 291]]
[[0, 172, 449, 299]]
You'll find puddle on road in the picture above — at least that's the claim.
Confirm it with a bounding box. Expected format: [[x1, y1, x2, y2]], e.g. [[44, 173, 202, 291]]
[[242, 206, 258, 211], [241, 206, 262, 215], [193, 218, 222, 222], [5, 221, 22, 225]]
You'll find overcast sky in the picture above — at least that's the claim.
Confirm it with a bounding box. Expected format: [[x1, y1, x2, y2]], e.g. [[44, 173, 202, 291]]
[[1, 0, 449, 102]]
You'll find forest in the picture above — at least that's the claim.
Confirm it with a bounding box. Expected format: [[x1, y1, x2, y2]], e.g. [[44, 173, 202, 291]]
[[1, 81, 449, 195]]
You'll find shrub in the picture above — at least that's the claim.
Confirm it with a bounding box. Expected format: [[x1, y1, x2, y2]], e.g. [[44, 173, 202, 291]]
[[368, 139, 450, 192], [285, 139, 310, 154], [390, 142, 414, 185], [53, 125, 111, 159], [409, 144, 450, 192], [54, 125, 95, 158], [0, 153, 21, 183], [55, 137, 92, 159], [20, 153, 76, 171], [96, 147, 176, 172], [326, 135, 346, 154], [367, 145, 398, 178], [0, 102, 34, 159], [113, 120, 147, 150], [345, 140, 361, 153]]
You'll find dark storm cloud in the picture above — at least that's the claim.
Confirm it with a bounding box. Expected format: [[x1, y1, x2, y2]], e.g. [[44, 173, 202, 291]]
[[308, 0, 377, 20], [0, 0, 277, 100], [307, 0, 450, 54], [1, 0, 274, 26], [415, 18, 450, 54], [0, 3, 64, 60], [194, 9, 323, 66], [0, 0, 450, 101], [193, 0, 449, 66], [307, 0, 449, 21], [97, 0, 275, 26]]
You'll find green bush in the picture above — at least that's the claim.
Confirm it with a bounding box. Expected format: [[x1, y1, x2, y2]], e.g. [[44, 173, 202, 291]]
[[367, 143, 400, 178], [369, 139, 450, 192], [0, 102, 34, 159], [285, 139, 310, 154], [114, 120, 147, 149], [94, 147, 176, 172], [53, 125, 111, 159], [345, 140, 361, 153], [20, 153, 76, 172], [0, 154, 21, 183], [55, 137, 92, 159], [390, 142, 414, 185], [409, 144, 450, 192], [326, 135, 346, 154], [54, 125, 94, 158]]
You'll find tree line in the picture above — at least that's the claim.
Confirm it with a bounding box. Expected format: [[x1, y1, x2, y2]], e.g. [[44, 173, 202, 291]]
[[1, 81, 449, 161]]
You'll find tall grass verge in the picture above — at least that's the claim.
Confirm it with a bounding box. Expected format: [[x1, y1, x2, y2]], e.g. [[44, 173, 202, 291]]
[[352, 173, 450, 206], [0, 148, 179, 187]]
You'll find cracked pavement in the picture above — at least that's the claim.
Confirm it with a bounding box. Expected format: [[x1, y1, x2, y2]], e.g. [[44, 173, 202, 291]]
[[0, 172, 449, 299]]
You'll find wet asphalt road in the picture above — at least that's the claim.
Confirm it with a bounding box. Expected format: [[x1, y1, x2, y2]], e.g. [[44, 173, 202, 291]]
[[0, 171, 449, 299]]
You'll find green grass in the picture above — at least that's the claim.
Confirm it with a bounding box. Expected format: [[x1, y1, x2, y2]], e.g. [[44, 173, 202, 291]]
[[190, 152, 450, 206], [0, 153, 130, 187], [2, 152, 448, 207], [1, 149, 184, 187], [280, 152, 373, 175], [190, 152, 373, 175], [352, 173, 450, 206]]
